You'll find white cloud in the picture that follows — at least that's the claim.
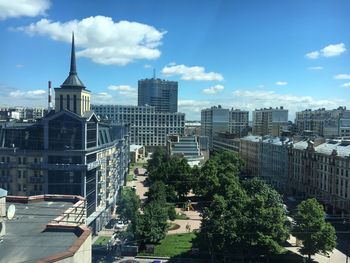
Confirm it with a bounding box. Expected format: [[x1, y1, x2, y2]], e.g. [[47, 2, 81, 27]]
[[91, 92, 113, 104], [202, 85, 224, 94], [15, 64, 24, 68], [144, 64, 152, 69], [0, 0, 50, 20], [9, 89, 46, 98], [162, 64, 224, 81], [275, 81, 288, 86], [334, 74, 350, 80], [178, 99, 211, 116], [342, 83, 350, 88], [305, 51, 320, 59], [307, 66, 323, 70], [17, 16, 166, 66], [107, 85, 137, 98], [107, 85, 135, 91], [321, 43, 346, 57], [258, 84, 265, 88], [306, 43, 346, 59]]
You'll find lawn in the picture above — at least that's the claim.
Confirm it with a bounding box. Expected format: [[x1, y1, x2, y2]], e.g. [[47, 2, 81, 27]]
[[139, 233, 196, 257], [93, 236, 110, 246], [127, 173, 133, 182]]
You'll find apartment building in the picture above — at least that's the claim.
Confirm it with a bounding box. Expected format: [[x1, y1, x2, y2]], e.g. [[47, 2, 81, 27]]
[[0, 34, 129, 233], [91, 104, 185, 147], [252, 107, 288, 136], [138, 78, 178, 113], [201, 106, 249, 149], [0, 107, 47, 121], [239, 135, 262, 177], [295, 107, 350, 138]]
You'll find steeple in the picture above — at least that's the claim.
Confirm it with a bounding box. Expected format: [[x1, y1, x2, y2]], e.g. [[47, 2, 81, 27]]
[[69, 32, 77, 75], [61, 32, 85, 89]]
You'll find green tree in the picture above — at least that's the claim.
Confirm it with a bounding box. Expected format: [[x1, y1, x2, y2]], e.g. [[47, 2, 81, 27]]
[[293, 198, 336, 261], [135, 201, 169, 244], [167, 157, 192, 198], [116, 187, 141, 223], [241, 178, 289, 255], [193, 159, 220, 199], [147, 147, 167, 175]]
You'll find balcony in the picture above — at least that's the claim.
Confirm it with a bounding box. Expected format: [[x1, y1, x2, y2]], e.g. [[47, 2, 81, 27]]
[[32, 163, 87, 171]]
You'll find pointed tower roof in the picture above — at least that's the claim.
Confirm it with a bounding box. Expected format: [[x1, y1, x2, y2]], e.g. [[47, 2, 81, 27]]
[[61, 33, 85, 89]]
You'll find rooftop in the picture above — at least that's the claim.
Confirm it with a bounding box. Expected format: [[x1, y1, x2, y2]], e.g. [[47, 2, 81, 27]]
[[0, 195, 89, 263]]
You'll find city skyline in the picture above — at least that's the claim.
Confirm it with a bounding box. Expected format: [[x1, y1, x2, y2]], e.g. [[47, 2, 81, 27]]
[[1, 0, 350, 120]]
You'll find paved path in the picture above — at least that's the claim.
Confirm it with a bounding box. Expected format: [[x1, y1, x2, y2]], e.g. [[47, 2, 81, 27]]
[[286, 235, 347, 263], [168, 208, 201, 234]]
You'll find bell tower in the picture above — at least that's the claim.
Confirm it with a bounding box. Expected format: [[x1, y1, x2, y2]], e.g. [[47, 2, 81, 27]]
[[55, 33, 91, 116]]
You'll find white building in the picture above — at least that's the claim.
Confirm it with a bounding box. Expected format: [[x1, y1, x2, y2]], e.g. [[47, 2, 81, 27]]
[[91, 105, 185, 147]]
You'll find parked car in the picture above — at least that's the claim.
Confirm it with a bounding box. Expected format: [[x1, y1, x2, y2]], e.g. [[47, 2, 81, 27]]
[[114, 220, 126, 230]]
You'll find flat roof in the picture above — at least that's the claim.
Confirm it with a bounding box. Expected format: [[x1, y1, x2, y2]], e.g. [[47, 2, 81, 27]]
[[1, 201, 78, 263]]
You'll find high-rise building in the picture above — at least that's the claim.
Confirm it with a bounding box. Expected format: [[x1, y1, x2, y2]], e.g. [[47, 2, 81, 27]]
[[295, 107, 350, 138], [252, 107, 288, 136], [0, 34, 130, 234], [201, 106, 249, 148], [138, 78, 178, 113], [92, 104, 185, 147]]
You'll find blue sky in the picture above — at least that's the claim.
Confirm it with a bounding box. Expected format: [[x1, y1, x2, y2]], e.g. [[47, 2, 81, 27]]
[[0, 0, 350, 120]]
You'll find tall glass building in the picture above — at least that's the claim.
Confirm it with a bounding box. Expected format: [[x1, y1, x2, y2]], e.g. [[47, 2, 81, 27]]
[[138, 78, 178, 113]]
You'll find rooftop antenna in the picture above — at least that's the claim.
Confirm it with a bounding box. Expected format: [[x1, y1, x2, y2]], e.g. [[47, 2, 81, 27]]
[[153, 68, 156, 79]]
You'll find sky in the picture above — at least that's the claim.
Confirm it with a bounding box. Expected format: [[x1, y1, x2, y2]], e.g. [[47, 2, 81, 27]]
[[0, 0, 350, 120]]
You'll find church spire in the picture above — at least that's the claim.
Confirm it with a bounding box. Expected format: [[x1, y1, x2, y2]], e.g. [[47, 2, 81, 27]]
[[61, 32, 85, 88], [69, 32, 77, 75]]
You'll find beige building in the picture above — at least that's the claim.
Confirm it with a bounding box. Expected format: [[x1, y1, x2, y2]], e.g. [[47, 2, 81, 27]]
[[0, 193, 91, 263], [252, 107, 288, 136], [288, 139, 350, 215], [239, 135, 262, 177]]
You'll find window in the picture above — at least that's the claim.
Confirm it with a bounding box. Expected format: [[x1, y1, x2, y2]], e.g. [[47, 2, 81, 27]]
[[73, 95, 77, 113], [18, 184, 21, 191], [18, 157, 21, 164], [60, 94, 63, 110], [18, 170, 22, 178], [67, 94, 70, 110]]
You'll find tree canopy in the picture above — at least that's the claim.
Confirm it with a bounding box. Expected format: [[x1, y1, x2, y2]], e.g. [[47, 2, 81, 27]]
[[116, 187, 141, 223], [292, 198, 336, 261]]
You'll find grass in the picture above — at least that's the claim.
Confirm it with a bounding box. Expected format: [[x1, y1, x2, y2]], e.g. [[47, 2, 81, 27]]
[[139, 233, 196, 257], [94, 236, 110, 246], [175, 213, 190, 220], [127, 173, 133, 182]]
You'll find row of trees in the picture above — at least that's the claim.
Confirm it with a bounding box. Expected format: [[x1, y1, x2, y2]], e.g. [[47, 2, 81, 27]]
[[118, 149, 337, 261], [197, 151, 337, 261]]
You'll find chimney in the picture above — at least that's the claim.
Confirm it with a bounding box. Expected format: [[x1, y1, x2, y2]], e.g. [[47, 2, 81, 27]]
[[48, 81, 52, 112]]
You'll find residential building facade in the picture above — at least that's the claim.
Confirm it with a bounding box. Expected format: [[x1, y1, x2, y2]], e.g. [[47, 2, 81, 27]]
[[92, 104, 185, 147], [295, 107, 350, 138], [0, 107, 47, 121], [201, 106, 248, 149], [252, 107, 288, 136], [138, 78, 178, 113], [0, 34, 130, 234]]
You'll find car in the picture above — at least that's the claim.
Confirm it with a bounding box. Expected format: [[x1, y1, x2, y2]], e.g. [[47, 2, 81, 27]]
[[114, 220, 126, 230], [132, 185, 137, 191]]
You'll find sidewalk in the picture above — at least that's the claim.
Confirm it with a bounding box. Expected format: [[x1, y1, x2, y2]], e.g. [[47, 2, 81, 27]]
[[286, 235, 346, 263]]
